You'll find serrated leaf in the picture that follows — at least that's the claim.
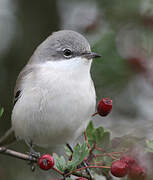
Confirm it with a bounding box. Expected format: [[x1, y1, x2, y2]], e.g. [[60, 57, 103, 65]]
[[0, 107, 4, 118], [86, 121, 94, 134], [86, 121, 110, 149], [94, 126, 104, 144], [100, 131, 110, 149], [86, 121, 95, 146], [53, 153, 67, 172], [86, 121, 94, 139], [146, 140, 153, 153], [68, 142, 89, 170]]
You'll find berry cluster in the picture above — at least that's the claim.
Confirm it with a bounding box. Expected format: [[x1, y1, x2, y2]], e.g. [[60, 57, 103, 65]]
[[111, 155, 146, 180]]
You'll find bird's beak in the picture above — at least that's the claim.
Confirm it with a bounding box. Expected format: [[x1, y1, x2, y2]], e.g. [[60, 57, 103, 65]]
[[82, 52, 101, 60]]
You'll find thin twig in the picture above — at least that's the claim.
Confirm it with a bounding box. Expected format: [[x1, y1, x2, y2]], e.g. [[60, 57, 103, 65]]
[[91, 112, 98, 117], [88, 162, 105, 166], [86, 143, 96, 163], [0, 146, 37, 162], [84, 131, 90, 149], [52, 167, 64, 175], [65, 165, 110, 177], [95, 145, 105, 152]]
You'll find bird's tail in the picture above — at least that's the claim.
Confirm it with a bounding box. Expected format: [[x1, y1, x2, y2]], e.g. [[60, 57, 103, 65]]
[[0, 128, 16, 146]]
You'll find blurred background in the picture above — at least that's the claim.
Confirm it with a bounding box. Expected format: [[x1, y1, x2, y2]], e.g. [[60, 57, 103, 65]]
[[0, 0, 153, 179]]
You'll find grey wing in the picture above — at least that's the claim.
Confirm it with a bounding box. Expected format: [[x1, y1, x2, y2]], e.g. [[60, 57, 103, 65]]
[[13, 65, 33, 106], [0, 65, 34, 147]]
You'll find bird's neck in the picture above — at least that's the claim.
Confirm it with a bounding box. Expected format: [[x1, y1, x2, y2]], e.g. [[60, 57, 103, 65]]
[[39, 57, 92, 80]]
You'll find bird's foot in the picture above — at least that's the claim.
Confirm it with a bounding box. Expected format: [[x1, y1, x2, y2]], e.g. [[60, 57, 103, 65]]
[[27, 148, 41, 171], [25, 139, 41, 158], [25, 140, 41, 171], [29, 147, 41, 159]]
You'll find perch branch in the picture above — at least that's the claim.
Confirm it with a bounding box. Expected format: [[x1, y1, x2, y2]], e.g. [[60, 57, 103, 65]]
[[0, 146, 37, 162]]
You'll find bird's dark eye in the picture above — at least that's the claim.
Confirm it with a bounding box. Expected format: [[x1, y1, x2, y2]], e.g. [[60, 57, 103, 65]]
[[63, 49, 72, 58]]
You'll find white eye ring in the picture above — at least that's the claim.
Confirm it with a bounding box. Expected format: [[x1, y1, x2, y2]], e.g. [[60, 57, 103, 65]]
[[63, 49, 72, 58]]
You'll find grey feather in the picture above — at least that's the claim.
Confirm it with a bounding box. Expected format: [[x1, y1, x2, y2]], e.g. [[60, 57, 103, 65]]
[[28, 30, 90, 64], [0, 66, 34, 147], [13, 65, 34, 106]]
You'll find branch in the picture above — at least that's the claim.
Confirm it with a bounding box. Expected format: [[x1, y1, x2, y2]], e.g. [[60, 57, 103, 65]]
[[0, 146, 37, 162], [0, 145, 112, 180], [65, 165, 110, 177]]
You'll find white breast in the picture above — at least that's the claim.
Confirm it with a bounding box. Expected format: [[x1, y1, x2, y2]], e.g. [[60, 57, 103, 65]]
[[12, 57, 96, 148]]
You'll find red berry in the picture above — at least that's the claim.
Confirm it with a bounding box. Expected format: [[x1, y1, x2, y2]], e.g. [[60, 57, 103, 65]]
[[128, 164, 146, 180], [120, 155, 136, 168], [38, 154, 54, 170], [75, 178, 88, 180], [97, 98, 112, 116], [111, 160, 128, 177]]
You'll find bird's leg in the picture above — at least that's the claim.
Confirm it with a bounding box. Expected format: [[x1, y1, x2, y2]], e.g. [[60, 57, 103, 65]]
[[66, 143, 93, 180], [25, 140, 40, 158], [25, 140, 40, 171]]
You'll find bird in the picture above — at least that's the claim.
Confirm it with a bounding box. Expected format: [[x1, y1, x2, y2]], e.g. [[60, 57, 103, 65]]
[[0, 30, 101, 153]]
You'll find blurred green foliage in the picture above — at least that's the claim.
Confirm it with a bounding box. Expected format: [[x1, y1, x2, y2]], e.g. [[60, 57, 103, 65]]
[[92, 30, 133, 99]]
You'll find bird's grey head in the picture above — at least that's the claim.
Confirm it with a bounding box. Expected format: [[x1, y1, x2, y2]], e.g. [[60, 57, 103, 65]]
[[30, 30, 101, 63]]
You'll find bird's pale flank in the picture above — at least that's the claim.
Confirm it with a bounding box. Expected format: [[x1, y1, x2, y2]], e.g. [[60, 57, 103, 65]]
[[1, 30, 101, 150]]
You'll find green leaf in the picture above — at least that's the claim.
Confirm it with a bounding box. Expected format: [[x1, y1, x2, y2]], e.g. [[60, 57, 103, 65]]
[[100, 131, 110, 149], [146, 140, 153, 153], [94, 126, 104, 145], [86, 121, 94, 135], [86, 121, 94, 140], [68, 142, 89, 170], [86, 121, 95, 146], [86, 121, 110, 149], [0, 107, 4, 118], [53, 153, 67, 172]]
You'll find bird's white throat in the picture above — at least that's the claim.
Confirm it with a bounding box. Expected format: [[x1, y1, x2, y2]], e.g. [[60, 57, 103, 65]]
[[40, 57, 92, 77]]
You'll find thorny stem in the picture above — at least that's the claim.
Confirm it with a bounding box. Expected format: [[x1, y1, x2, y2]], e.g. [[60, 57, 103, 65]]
[[84, 131, 90, 149], [88, 162, 105, 165], [95, 151, 124, 158], [108, 154, 118, 160], [86, 143, 96, 163], [96, 153, 115, 158], [52, 167, 64, 175], [95, 145, 105, 152], [65, 165, 110, 177]]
